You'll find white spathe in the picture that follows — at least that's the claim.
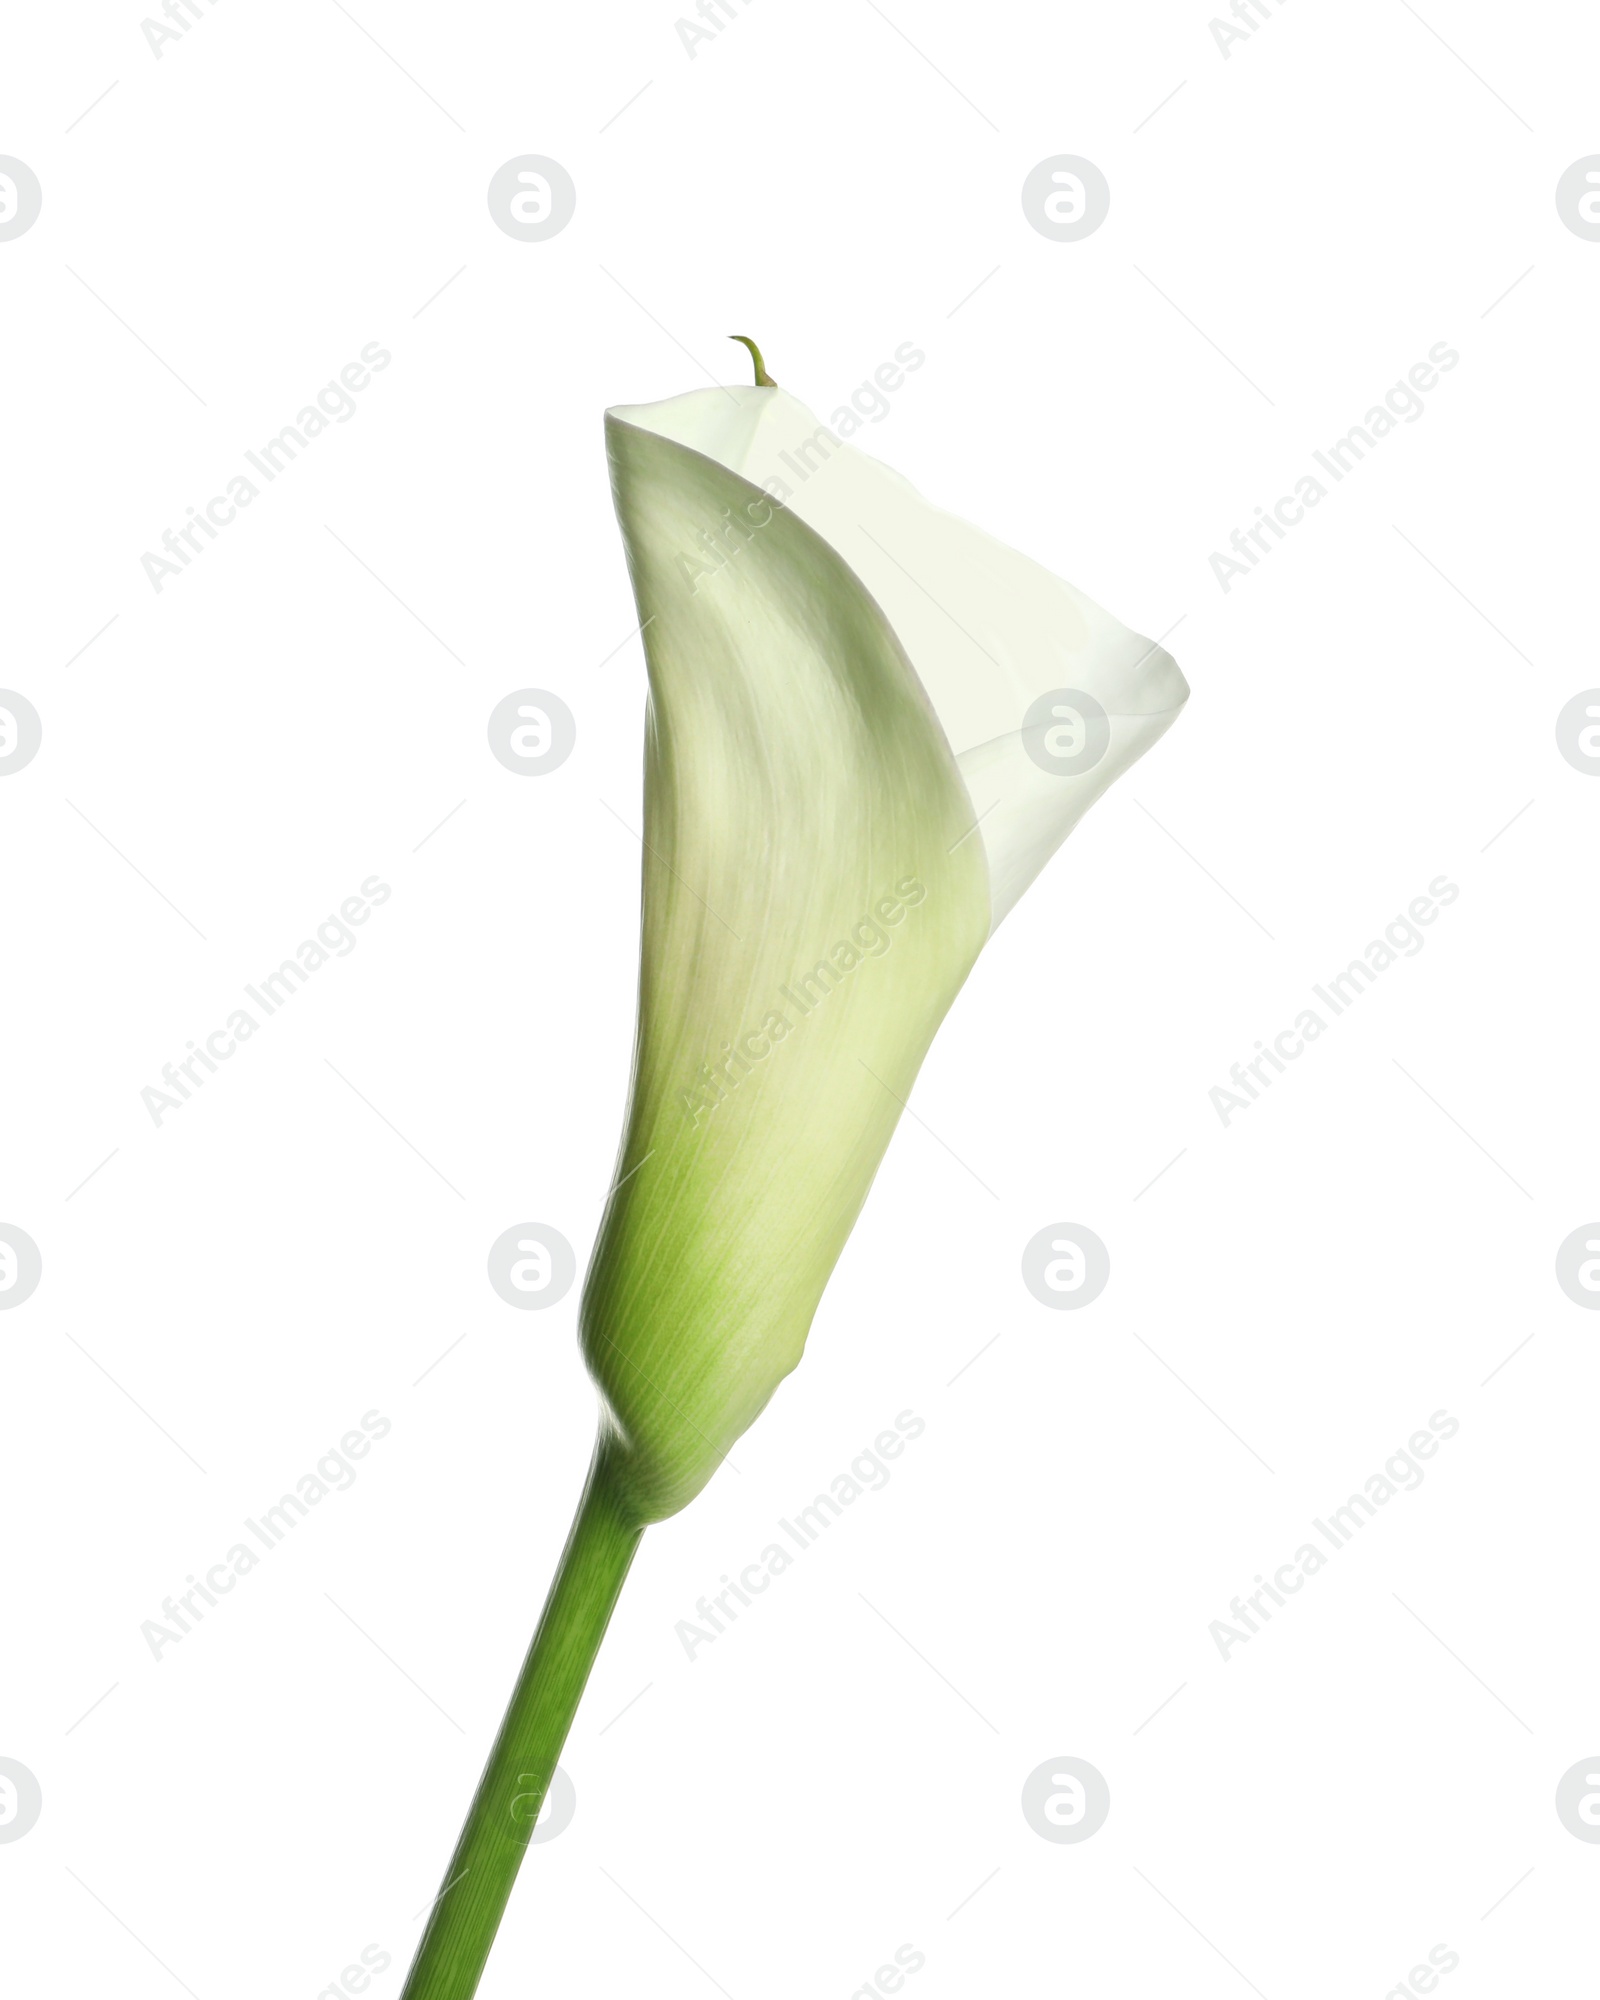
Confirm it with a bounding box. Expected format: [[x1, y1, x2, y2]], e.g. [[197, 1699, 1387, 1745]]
[[607, 385, 1189, 929]]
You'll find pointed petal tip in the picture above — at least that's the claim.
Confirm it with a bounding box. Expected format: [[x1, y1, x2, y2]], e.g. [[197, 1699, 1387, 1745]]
[[1127, 639, 1190, 719]]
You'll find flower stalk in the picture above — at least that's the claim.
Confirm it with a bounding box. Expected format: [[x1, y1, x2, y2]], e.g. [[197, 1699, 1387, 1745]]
[[396, 339, 1187, 1997], [398, 1443, 641, 2000]]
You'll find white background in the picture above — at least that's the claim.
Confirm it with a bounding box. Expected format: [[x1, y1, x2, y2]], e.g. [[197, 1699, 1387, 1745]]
[[2, 2, 1597, 1995]]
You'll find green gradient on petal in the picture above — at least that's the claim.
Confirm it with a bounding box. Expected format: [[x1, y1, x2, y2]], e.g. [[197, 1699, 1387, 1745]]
[[583, 418, 991, 1522]]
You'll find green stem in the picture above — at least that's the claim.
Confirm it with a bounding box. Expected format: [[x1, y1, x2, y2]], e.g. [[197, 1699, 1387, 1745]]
[[399, 1438, 643, 2000]]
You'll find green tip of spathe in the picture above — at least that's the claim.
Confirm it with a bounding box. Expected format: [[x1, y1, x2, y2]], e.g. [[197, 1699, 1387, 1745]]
[[728, 334, 776, 387]]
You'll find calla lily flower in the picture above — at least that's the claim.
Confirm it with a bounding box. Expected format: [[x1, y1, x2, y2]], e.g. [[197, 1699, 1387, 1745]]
[[400, 345, 1188, 2000]]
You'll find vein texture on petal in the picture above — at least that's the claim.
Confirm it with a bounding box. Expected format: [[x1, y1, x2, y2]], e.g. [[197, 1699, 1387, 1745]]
[[608, 387, 1189, 928], [587, 417, 990, 1520]]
